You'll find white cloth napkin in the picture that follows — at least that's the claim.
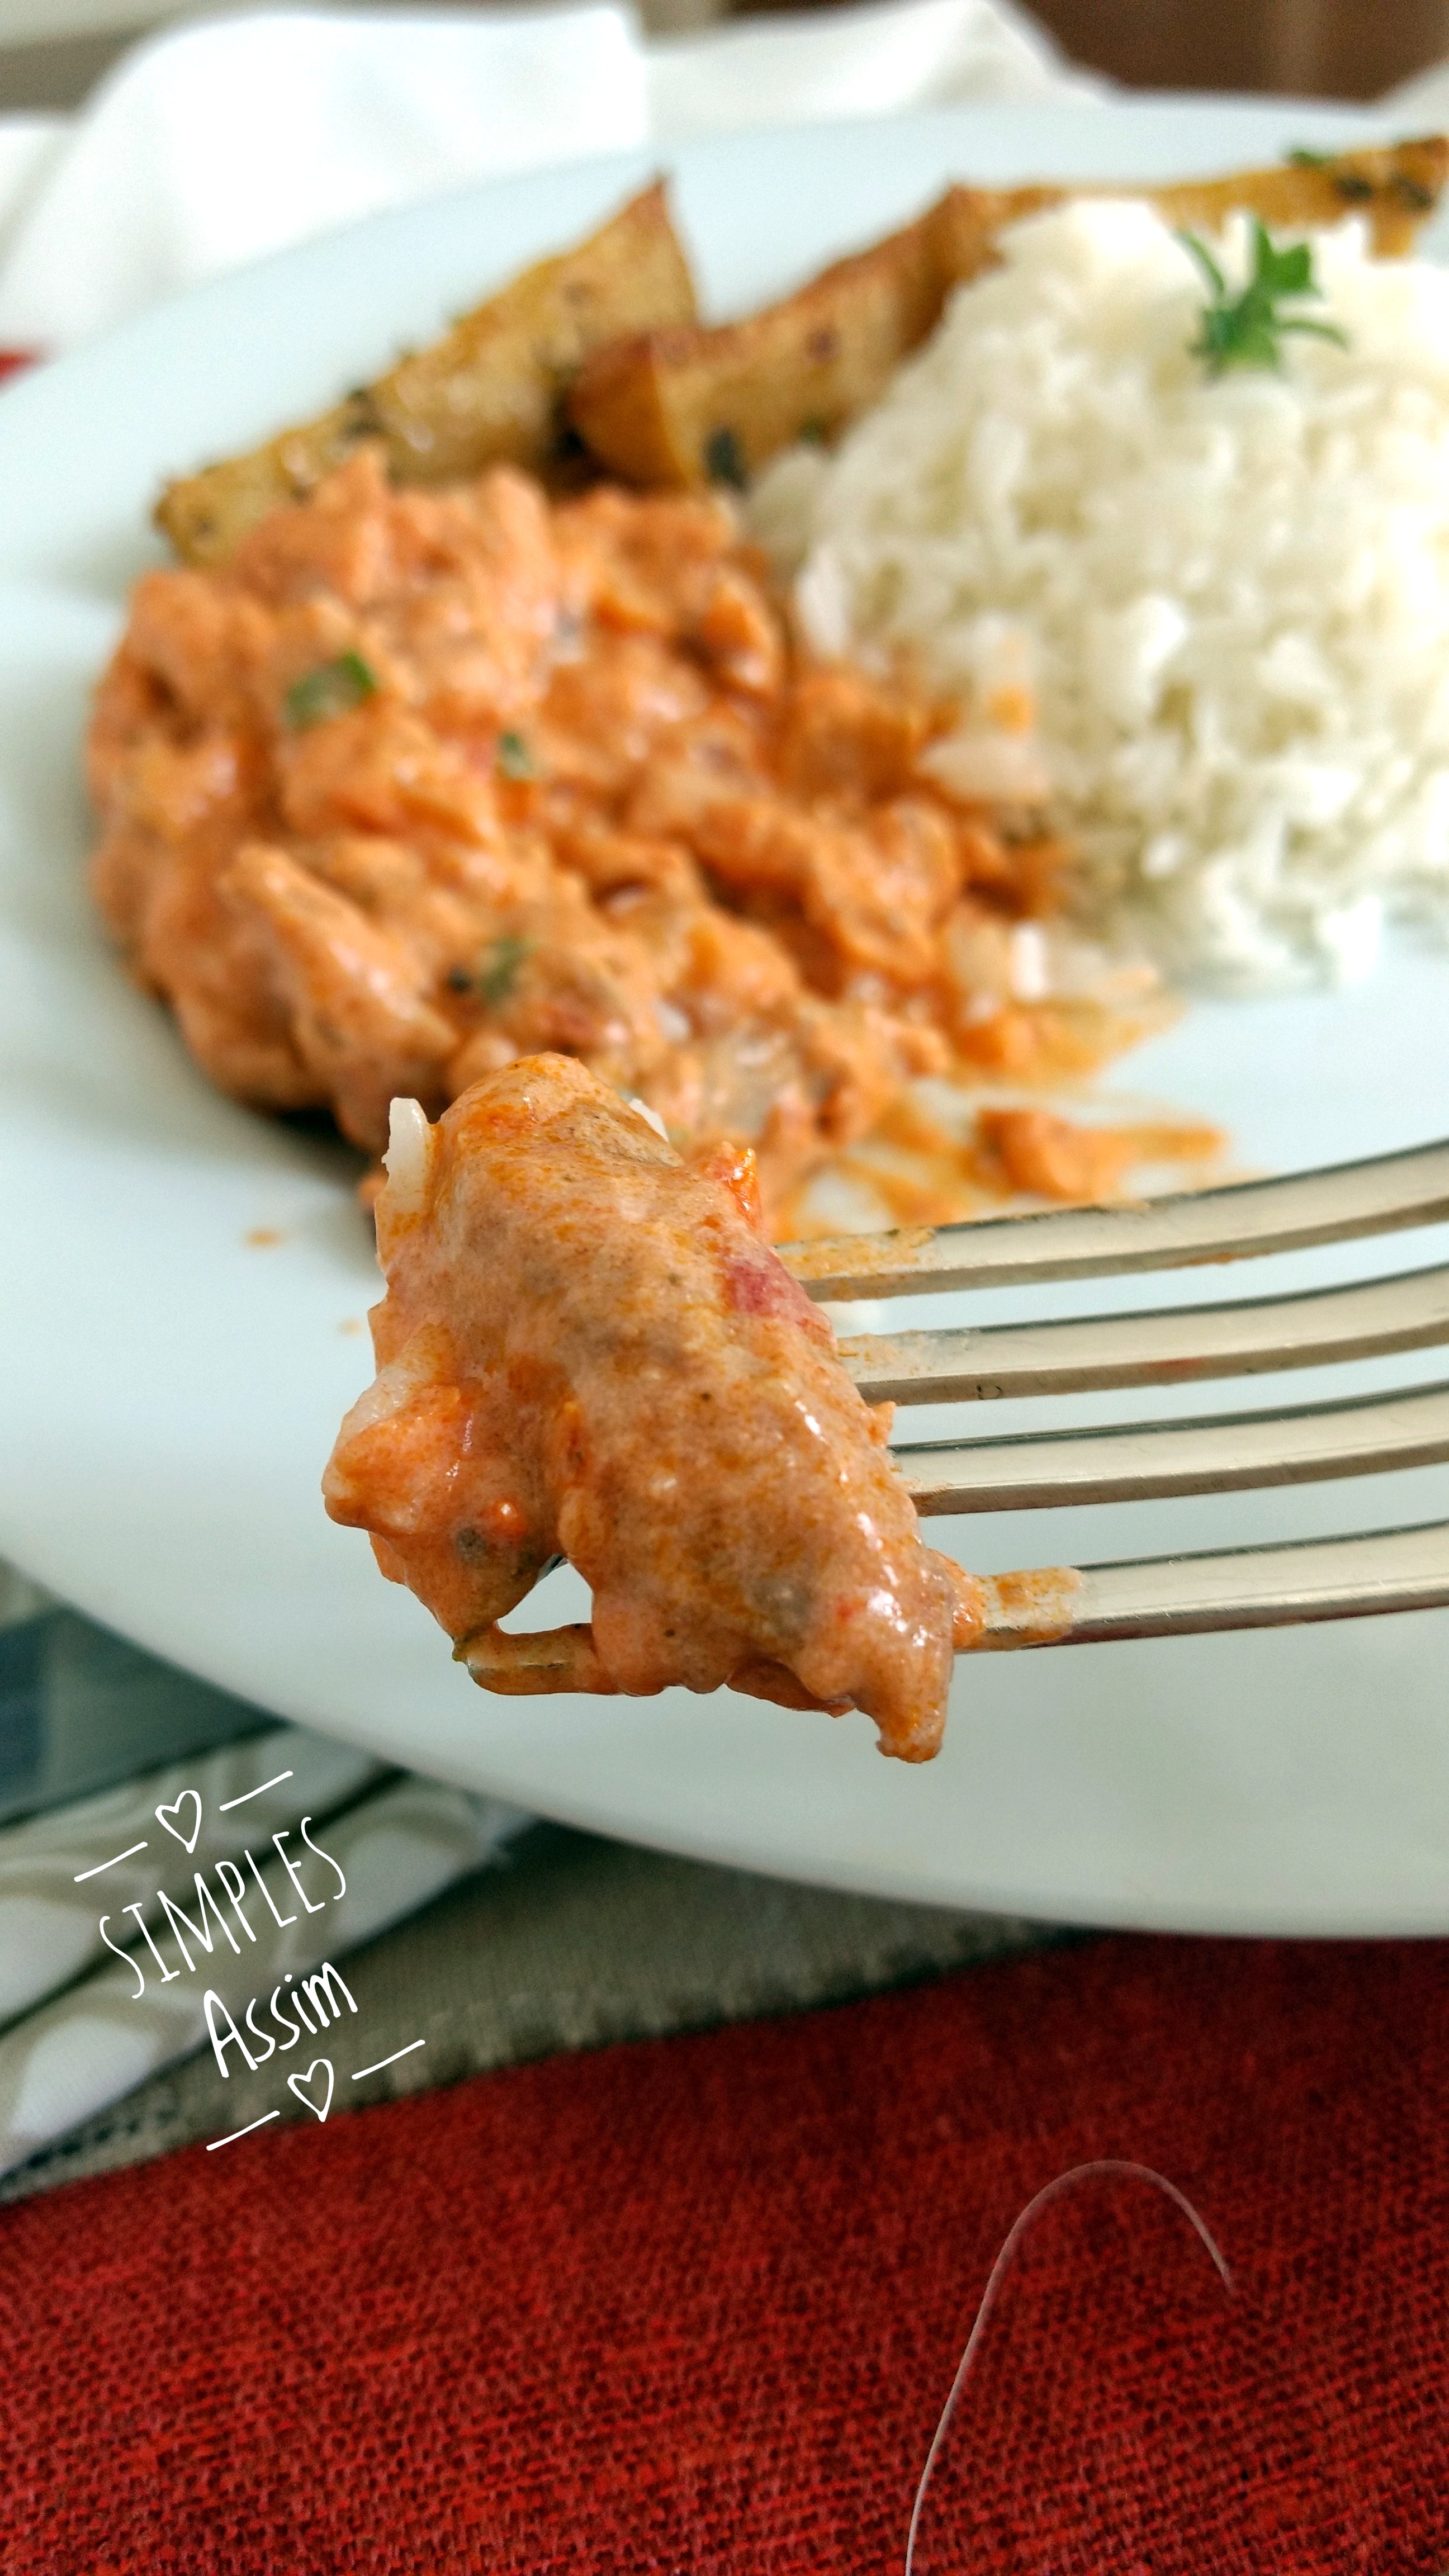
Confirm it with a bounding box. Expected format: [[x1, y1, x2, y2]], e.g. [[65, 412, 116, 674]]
[[0, 0, 1098, 347]]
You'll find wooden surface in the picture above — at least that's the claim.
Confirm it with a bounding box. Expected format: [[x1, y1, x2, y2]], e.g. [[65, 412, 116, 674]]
[[1022, 0, 1449, 97]]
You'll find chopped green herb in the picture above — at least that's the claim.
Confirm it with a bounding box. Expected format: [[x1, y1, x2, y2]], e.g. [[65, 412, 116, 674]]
[[495, 729, 534, 782], [704, 426, 747, 489], [475, 934, 533, 1008], [339, 387, 383, 442], [1180, 221, 1348, 378], [1396, 176, 1435, 211], [1334, 174, 1375, 203], [552, 421, 590, 466], [284, 650, 378, 730], [798, 417, 828, 447], [1287, 148, 1333, 171]]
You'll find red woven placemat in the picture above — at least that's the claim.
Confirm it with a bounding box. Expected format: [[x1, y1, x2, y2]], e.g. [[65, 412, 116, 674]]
[[3, 1931, 1447, 2574]]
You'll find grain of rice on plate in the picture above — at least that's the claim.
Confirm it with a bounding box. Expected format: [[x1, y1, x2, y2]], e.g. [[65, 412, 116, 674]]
[[751, 199, 1449, 991]]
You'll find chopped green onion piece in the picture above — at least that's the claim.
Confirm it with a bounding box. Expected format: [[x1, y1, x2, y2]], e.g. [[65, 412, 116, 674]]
[[284, 650, 378, 730], [475, 934, 533, 1007], [704, 427, 747, 489], [495, 730, 534, 781]]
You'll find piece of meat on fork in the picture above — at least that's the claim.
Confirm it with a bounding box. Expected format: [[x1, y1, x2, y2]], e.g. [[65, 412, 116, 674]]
[[323, 1053, 980, 1762]]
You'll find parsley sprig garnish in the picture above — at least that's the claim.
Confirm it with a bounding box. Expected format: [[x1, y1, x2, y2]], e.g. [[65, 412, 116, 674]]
[[1180, 221, 1348, 377]]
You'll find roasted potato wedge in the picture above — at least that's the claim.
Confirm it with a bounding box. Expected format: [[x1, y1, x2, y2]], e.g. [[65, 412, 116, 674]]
[[156, 182, 698, 565], [569, 138, 1449, 490], [560, 196, 973, 495]]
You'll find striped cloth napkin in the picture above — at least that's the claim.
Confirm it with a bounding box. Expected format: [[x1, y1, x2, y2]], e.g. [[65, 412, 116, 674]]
[[0, 1715, 525, 2177]]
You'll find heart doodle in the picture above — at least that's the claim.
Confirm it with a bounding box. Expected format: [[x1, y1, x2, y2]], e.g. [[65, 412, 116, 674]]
[[288, 2059, 334, 2123], [155, 1791, 202, 1854]]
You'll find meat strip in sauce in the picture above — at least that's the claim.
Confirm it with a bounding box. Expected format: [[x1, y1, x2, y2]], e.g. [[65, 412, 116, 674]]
[[323, 1053, 982, 1760], [88, 452, 1082, 1232]]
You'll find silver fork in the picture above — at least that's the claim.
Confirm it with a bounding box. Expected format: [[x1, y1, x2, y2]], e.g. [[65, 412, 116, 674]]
[[781, 1136, 1449, 1653]]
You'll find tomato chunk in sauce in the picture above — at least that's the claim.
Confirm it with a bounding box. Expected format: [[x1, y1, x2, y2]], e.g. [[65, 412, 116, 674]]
[[323, 1053, 982, 1760]]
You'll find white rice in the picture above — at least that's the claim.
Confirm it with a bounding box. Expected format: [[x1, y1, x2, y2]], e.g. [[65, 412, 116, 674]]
[[750, 200, 1449, 990]]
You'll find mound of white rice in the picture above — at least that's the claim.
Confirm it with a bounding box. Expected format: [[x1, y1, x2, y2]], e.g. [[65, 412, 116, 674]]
[[750, 200, 1449, 989]]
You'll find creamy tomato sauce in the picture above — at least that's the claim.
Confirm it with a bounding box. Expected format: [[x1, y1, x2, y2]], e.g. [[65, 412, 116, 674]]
[[86, 449, 1133, 1232], [323, 1055, 982, 1760]]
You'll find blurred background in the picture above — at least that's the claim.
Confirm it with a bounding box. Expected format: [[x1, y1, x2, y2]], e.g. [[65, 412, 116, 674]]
[[1026, 1, 1449, 97], [3, 0, 1449, 111]]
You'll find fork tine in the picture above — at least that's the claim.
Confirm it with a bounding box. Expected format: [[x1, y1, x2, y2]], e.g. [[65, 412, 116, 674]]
[[901, 1377, 1449, 1512], [784, 1135, 1449, 1303], [976, 1516, 1449, 1647], [841, 1259, 1449, 1404]]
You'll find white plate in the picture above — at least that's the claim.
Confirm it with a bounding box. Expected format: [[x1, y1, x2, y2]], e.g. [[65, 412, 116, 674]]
[[4, 98, 1449, 1936]]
